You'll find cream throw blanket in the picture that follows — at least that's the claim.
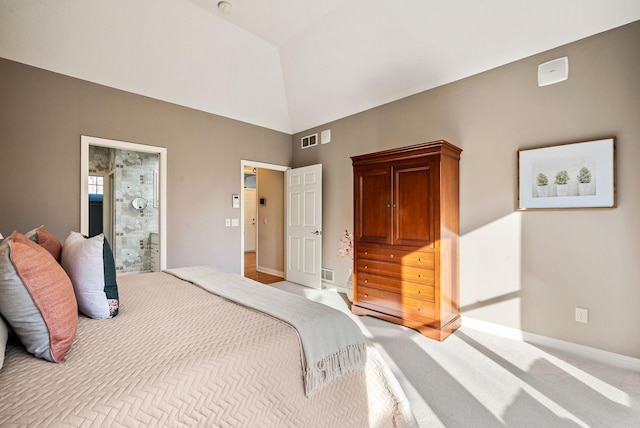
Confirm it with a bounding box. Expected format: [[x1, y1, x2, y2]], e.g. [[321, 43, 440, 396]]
[[164, 266, 367, 397]]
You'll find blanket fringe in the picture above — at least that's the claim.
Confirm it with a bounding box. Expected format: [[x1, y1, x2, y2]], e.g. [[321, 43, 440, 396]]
[[305, 342, 367, 397]]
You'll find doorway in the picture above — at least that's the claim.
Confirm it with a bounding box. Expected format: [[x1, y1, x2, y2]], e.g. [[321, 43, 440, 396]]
[[240, 161, 286, 283], [81, 136, 167, 272], [239, 161, 323, 289]]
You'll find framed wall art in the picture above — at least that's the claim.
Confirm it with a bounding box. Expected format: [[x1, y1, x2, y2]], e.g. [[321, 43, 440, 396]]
[[518, 137, 616, 210]]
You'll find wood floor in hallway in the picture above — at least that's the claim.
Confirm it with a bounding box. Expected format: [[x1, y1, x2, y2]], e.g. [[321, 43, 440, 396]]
[[244, 251, 283, 284]]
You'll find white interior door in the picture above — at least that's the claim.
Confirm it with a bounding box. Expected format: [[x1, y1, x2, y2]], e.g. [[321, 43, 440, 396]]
[[244, 189, 257, 252], [285, 164, 322, 289]]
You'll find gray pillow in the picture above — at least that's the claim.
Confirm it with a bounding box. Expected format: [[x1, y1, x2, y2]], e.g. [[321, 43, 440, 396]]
[[0, 232, 78, 362], [0, 316, 8, 370]]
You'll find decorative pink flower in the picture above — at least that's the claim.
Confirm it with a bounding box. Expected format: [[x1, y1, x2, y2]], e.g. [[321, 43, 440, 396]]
[[337, 229, 353, 260]]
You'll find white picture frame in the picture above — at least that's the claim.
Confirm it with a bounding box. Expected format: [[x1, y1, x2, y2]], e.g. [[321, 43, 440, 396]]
[[518, 137, 616, 210]]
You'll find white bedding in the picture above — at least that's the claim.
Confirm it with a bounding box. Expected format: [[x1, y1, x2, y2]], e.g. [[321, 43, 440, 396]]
[[0, 270, 417, 427], [165, 266, 367, 397]]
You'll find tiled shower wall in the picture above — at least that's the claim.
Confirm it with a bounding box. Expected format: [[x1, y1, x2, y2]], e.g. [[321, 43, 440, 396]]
[[114, 150, 159, 273], [88, 145, 115, 173], [88, 145, 159, 273]]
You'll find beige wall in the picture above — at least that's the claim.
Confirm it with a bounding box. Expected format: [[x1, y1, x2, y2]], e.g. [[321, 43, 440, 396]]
[[1, 22, 638, 358], [256, 168, 285, 275], [292, 21, 640, 358], [0, 58, 292, 274]]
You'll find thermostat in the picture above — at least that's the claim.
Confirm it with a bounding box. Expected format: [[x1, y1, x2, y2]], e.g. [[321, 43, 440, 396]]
[[232, 194, 240, 208]]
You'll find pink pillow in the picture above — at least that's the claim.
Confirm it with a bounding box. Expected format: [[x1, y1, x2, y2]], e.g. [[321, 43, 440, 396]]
[[0, 231, 78, 362], [25, 225, 62, 263]]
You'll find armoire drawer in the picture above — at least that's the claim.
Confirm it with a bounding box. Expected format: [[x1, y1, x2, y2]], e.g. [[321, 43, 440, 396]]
[[358, 246, 435, 268], [357, 259, 434, 285], [356, 273, 435, 302], [356, 286, 436, 322]]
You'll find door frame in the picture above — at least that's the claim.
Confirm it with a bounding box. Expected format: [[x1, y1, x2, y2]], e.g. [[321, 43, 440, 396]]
[[81, 135, 167, 270], [239, 160, 288, 275]]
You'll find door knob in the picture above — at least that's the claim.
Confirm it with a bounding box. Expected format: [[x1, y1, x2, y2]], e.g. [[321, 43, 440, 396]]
[[311, 230, 322, 235]]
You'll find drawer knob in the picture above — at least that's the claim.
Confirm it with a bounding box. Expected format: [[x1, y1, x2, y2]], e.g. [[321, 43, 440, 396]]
[[418, 257, 423, 262], [364, 265, 368, 269], [364, 294, 368, 298], [418, 290, 422, 294], [390, 254, 394, 258], [364, 251, 368, 255], [418, 274, 423, 278], [364, 279, 368, 283], [417, 307, 422, 312]]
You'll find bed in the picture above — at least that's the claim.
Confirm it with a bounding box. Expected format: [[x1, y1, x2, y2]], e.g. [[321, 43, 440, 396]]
[[0, 260, 416, 427]]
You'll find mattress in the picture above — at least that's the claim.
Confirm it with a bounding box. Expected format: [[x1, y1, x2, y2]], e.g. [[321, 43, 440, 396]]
[[0, 270, 415, 427]]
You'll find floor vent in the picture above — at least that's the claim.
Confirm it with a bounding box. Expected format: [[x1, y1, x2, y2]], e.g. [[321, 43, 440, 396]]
[[321, 268, 334, 283]]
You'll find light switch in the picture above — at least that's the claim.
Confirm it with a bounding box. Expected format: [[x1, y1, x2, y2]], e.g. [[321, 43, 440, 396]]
[[264, 218, 268, 224], [225, 219, 230, 227], [231, 218, 239, 227]]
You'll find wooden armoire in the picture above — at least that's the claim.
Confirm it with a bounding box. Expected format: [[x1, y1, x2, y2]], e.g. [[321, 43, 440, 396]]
[[351, 140, 462, 341]]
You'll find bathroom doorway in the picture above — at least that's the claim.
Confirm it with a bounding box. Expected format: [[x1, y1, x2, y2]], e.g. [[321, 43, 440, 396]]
[[81, 136, 167, 273]]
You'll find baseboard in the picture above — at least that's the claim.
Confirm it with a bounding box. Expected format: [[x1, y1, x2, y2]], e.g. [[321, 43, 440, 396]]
[[462, 317, 640, 372], [327, 283, 348, 293], [256, 266, 284, 277]]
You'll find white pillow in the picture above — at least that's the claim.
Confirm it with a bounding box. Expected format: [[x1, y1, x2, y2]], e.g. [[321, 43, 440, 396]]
[[61, 232, 111, 319]]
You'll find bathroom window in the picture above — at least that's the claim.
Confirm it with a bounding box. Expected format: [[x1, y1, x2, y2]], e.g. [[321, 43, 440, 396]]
[[88, 175, 104, 195]]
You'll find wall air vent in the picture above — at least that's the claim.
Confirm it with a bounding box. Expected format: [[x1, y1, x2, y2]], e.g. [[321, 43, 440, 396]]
[[538, 57, 568, 87], [301, 133, 318, 149], [321, 268, 334, 283]]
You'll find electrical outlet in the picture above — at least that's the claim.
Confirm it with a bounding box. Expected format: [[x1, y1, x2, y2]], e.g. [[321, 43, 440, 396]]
[[225, 219, 230, 227], [575, 307, 589, 324]]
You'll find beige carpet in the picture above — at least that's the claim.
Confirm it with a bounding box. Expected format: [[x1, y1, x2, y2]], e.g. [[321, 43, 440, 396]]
[[269, 281, 640, 428]]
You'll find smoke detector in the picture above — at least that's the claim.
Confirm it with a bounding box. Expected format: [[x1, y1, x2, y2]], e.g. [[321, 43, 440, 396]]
[[217, 1, 232, 14]]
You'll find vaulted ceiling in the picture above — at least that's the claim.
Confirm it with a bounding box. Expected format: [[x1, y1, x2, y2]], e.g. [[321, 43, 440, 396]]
[[1, 0, 638, 134]]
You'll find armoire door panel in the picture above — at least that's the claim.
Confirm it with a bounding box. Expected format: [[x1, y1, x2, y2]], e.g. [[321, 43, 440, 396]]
[[394, 162, 434, 247], [356, 167, 391, 244]]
